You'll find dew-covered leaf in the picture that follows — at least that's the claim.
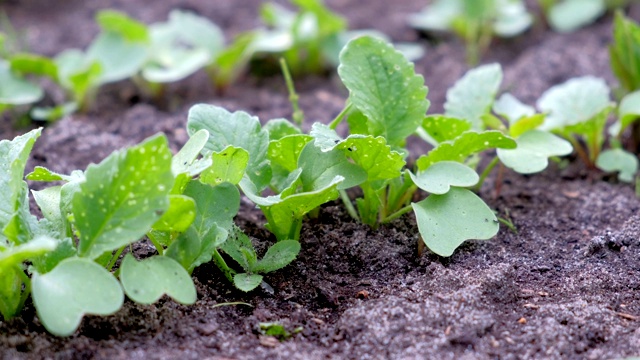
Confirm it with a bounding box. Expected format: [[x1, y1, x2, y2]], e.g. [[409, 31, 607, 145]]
[[420, 115, 472, 144], [412, 188, 498, 257], [445, 63, 502, 130], [416, 131, 516, 170], [309, 122, 342, 152], [596, 148, 639, 183], [152, 195, 196, 232], [187, 105, 271, 191], [120, 254, 196, 305], [336, 135, 405, 183], [201, 146, 249, 186], [233, 273, 263, 292], [338, 36, 429, 146], [268, 135, 313, 172], [537, 76, 611, 131], [73, 135, 173, 259], [264, 118, 302, 140], [298, 142, 366, 191], [32, 257, 124, 337], [26, 166, 82, 182], [409, 161, 478, 194], [497, 130, 573, 174]]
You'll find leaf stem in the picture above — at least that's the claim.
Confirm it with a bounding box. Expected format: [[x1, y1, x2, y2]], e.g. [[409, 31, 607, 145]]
[[212, 249, 236, 283], [329, 102, 352, 130], [339, 189, 360, 222], [474, 156, 500, 192], [106, 246, 126, 272], [381, 204, 413, 224], [279, 58, 304, 125], [147, 232, 164, 256]]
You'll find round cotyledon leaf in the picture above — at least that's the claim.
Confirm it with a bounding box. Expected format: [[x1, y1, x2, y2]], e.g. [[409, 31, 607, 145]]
[[120, 254, 197, 305], [31, 257, 124, 337], [409, 161, 479, 194], [412, 188, 498, 257], [497, 130, 573, 174]]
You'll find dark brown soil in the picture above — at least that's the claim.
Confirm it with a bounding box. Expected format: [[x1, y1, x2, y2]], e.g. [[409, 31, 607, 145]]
[[1, 1, 639, 359]]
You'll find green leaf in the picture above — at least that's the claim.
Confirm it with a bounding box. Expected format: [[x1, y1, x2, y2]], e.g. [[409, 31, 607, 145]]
[[252, 240, 301, 273], [201, 146, 249, 186], [547, 0, 605, 33], [0, 61, 43, 107], [120, 254, 196, 305], [233, 273, 263, 292], [0, 267, 24, 320], [409, 161, 479, 194], [609, 12, 640, 93], [10, 53, 59, 81], [32, 257, 124, 337], [264, 118, 302, 140], [32, 186, 64, 233], [497, 130, 573, 174], [152, 195, 196, 232], [509, 114, 545, 138], [219, 226, 257, 271], [412, 188, 499, 257], [172, 128, 210, 176], [299, 142, 366, 191], [30, 102, 78, 122], [26, 166, 82, 182], [444, 63, 502, 130], [165, 181, 239, 273], [187, 105, 271, 191], [73, 135, 173, 259], [210, 31, 256, 88], [420, 115, 472, 144], [407, 0, 461, 32], [493, 0, 532, 37], [268, 135, 313, 173], [596, 148, 639, 183], [0, 236, 57, 270], [0, 128, 41, 231], [96, 10, 149, 43], [30, 238, 76, 274], [338, 36, 430, 146], [336, 135, 405, 183], [416, 131, 516, 170], [309, 122, 343, 152], [537, 76, 611, 131], [610, 90, 640, 137]]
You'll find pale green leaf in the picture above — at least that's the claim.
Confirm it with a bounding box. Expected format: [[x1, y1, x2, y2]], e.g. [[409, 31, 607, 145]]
[[309, 122, 342, 152], [268, 135, 313, 172], [412, 188, 498, 257], [32, 257, 124, 337], [498, 130, 573, 174], [338, 36, 430, 146], [86, 32, 147, 84], [73, 135, 173, 259], [299, 143, 366, 191], [233, 273, 263, 292], [172, 129, 210, 176], [409, 161, 478, 194], [537, 76, 611, 131], [0, 61, 43, 106], [596, 148, 639, 183], [610, 90, 640, 137], [547, 0, 605, 33], [96, 10, 149, 42], [445, 63, 502, 130], [120, 254, 196, 305], [493, 93, 534, 124]]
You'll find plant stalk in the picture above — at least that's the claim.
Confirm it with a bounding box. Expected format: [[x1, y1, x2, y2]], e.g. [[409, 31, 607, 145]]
[[279, 58, 304, 125]]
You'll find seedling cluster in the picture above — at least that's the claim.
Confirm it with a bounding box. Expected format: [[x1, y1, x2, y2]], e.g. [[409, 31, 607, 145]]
[[1, 5, 640, 340], [0, 0, 421, 121]]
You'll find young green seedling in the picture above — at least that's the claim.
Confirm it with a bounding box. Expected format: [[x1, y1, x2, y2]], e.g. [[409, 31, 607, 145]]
[[408, 0, 532, 65], [0, 59, 44, 116], [255, 0, 423, 74], [610, 12, 640, 95]]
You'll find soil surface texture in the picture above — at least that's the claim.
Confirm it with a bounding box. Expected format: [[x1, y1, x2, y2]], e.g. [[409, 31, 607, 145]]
[[1, 0, 639, 359]]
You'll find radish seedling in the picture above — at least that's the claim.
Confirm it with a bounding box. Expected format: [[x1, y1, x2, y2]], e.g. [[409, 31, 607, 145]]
[[408, 0, 532, 65]]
